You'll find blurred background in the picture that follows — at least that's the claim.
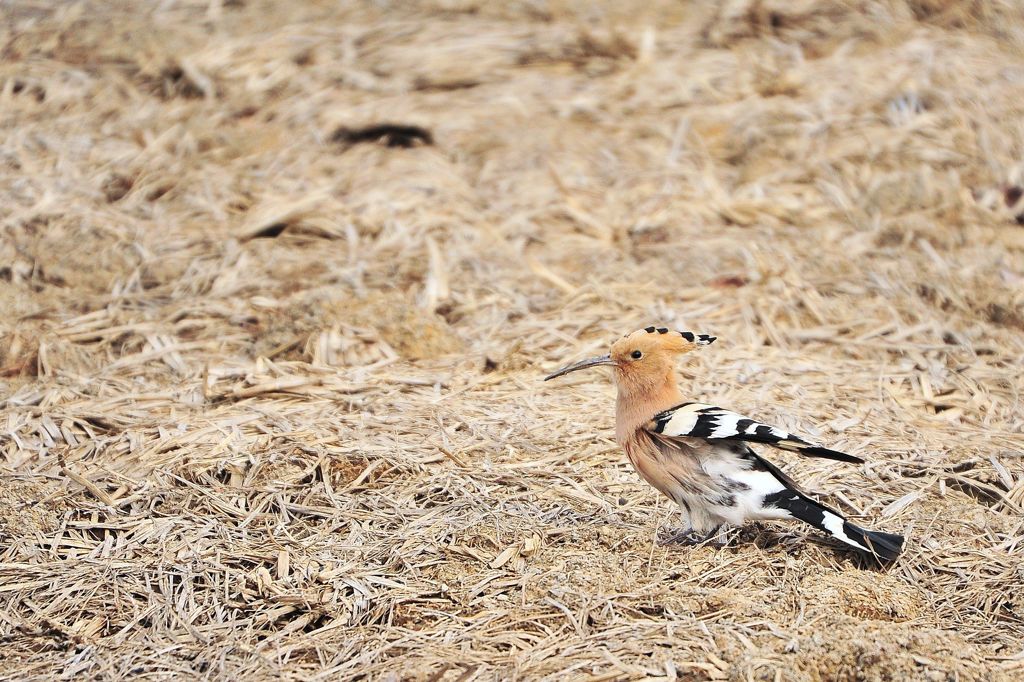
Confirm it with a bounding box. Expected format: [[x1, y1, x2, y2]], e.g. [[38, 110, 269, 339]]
[[2, 1, 1023, 680]]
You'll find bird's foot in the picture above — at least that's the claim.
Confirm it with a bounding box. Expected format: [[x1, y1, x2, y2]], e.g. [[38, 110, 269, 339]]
[[658, 527, 723, 547]]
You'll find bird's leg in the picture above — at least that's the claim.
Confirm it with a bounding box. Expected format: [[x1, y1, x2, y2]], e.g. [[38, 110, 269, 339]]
[[705, 525, 732, 548]]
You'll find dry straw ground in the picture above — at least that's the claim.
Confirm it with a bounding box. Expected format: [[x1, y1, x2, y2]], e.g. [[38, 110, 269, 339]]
[[2, 0, 1024, 680]]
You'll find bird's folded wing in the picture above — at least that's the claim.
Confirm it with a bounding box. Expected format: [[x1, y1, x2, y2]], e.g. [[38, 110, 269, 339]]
[[646, 402, 863, 464]]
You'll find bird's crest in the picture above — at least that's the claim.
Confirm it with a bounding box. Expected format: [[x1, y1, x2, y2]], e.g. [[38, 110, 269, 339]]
[[612, 327, 716, 356]]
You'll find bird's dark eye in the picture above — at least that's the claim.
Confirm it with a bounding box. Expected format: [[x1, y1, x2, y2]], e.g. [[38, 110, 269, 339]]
[[631, 350, 643, 359]]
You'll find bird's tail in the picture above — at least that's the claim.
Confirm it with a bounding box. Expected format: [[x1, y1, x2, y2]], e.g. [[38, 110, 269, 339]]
[[766, 490, 904, 562]]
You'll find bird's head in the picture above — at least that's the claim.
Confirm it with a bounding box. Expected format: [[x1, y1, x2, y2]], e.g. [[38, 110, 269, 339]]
[[544, 327, 715, 393]]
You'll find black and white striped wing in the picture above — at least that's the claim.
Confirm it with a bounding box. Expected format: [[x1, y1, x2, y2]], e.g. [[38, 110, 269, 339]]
[[647, 402, 863, 464]]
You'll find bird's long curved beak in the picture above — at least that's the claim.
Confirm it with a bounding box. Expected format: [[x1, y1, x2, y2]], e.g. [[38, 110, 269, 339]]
[[543, 354, 615, 381]]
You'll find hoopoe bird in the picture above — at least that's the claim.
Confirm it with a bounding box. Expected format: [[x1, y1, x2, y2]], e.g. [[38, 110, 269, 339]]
[[545, 327, 904, 562]]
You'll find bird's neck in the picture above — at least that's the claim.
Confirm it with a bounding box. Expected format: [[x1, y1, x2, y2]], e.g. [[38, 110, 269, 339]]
[[614, 371, 683, 445]]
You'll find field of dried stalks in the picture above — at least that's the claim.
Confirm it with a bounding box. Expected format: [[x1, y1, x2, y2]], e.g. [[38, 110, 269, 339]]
[[2, 1, 1024, 680]]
